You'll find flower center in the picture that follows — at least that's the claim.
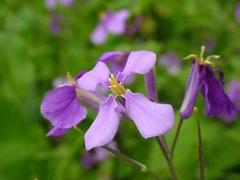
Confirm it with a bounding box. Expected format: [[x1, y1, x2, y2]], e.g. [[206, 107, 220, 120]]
[[108, 74, 126, 96], [183, 46, 220, 66]]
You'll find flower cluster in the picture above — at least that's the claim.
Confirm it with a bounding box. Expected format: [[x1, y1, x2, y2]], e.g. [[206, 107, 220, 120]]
[[41, 47, 237, 154], [40, 46, 238, 178]]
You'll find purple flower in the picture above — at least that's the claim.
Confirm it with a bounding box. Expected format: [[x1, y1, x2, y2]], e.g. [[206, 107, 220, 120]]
[[90, 10, 130, 45], [50, 15, 61, 34], [180, 46, 237, 122], [78, 51, 175, 150], [227, 80, 240, 112], [236, 3, 240, 23], [41, 75, 87, 136], [159, 52, 182, 74], [46, 0, 74, 10]]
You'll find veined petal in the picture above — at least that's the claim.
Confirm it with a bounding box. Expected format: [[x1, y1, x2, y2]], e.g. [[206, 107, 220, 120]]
[[118, 51, 156, 82], [180, 61, 204, 119], [84, 95, 120, 150], [201, 66, 237, 122], [77, 62, 110, 91], [98, 51, 126, 63], [40, 86, 87, 133], [106, 10, 130, 34], [123, 90, 175, 138], [90, 23, 107, 45]]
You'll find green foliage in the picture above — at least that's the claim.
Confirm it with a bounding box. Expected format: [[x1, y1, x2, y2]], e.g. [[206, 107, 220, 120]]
[[0, 0, 240, 179]]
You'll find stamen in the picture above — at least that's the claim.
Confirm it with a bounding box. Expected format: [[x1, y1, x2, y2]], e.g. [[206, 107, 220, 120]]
[[183, 46, 220, 66], [108, 74, 126, 96]]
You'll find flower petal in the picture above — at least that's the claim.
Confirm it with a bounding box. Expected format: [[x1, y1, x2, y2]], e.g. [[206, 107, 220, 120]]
[[123, 90, 175, 138], [105, 10, 130, 34], [228, 80, 240, 112], [180, 61, 204, 119], [118, 51, 156, 82], [77, 62, 110, 91], [47, 127, 69, 137], [201, 66, 237, 122], [98, 51, 126, 63], [84, 95, 120, 150], [40, 86, 87, 132], [90, 23, 107, 45]]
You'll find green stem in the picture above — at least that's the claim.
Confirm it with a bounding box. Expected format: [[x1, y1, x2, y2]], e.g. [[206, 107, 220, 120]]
[[171, 118, 184, 158], [156, 136, 178, 180], [103, 146, 161, 180], [195, 109, 205, 180], [74, 127, 161, 179]]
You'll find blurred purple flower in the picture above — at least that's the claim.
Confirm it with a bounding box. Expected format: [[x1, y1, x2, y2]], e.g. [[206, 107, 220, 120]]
[[82, 141, 117, 169], [90, 10, 130, 45], [235, 3, 240, 23], [180, 47, 237, 122], [159, 52, 182, 74], [50, 15, 61, 34], [78, 51, 175, 150], [46, 0, 74, 10], [227, 80, 240, 112]]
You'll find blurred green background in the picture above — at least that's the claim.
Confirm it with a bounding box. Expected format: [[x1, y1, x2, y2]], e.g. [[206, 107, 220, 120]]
[[0, 0, 240, 179]]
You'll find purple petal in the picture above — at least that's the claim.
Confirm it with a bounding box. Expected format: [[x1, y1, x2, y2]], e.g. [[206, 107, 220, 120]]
[[118, 51, 156, 82], [84, 95, 120, 150], [90, 23, 107, 45], [77, 62, 110, 91], [98, 51, 129, 77], [47, 127, 69, 136], [144, 70, 157, 101], [228, 80, 240, 112], [40, 86, 87, 134], [46, 0, 56, 9], [105, 10, 130, 34], [180, 61, 204, 119], [123, 90, 175, 138], [98, 51, 126, 63], [201, 66, 237, 122]]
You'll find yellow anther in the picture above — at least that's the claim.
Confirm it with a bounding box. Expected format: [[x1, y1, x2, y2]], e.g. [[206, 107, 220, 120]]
[[108, 74, 126, 96], [183, 46, 220, 66]]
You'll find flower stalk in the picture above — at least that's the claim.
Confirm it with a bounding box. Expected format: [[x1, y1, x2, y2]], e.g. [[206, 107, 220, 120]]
[[102, 146, 161, 180], [194, 107, 205, 180], [171, 118, 183, 158], [74, 127, 161, 179]]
